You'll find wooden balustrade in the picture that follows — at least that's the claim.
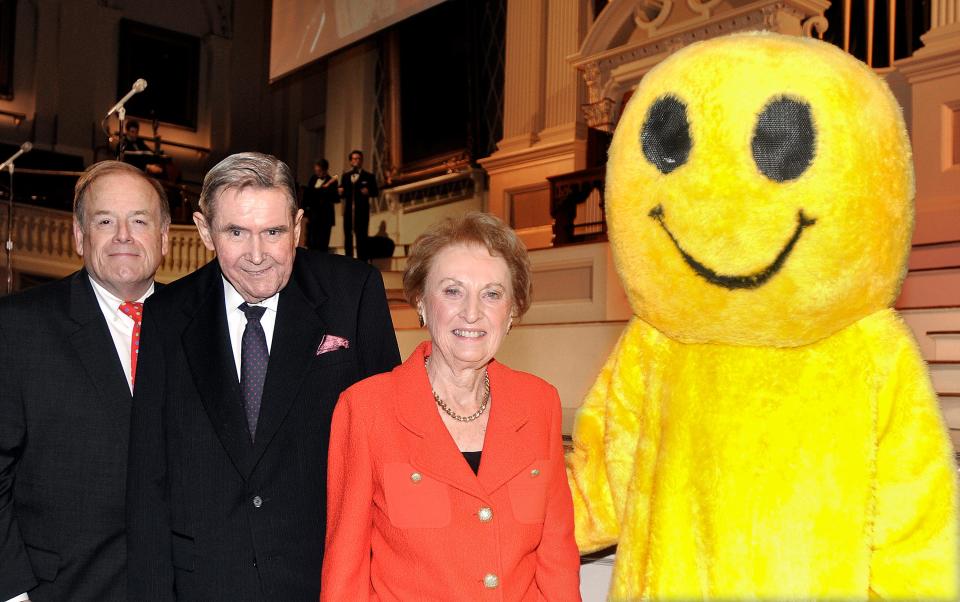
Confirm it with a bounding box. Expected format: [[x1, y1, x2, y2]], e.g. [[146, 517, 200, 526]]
[[548, 166, 607, 246], [0, 203, 213, 288]]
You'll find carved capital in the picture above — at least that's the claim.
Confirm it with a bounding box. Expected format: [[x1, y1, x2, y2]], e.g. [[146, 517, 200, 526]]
[[581, 98, 616, 132], [582, 61, 610, 105]]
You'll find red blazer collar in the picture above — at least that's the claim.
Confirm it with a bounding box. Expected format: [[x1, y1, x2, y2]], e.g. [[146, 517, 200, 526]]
[[395, 341, 534, 496]]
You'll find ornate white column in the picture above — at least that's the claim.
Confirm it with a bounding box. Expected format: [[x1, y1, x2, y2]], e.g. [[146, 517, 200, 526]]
[[897, 0, 960, 243], [498, 0, 546, 152], [924, 0, 960, 51], [539, 0, 588, 144]]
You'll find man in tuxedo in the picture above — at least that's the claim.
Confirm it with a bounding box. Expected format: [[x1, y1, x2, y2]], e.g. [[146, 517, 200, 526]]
[[0, 161, 170, 601], [337, 149, 378, 260], [302, 159, 338, 252], [126, 152, 400, 600]]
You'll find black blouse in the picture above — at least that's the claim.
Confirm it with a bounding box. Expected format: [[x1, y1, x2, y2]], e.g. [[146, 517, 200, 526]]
[[462, 450, 482, 475]]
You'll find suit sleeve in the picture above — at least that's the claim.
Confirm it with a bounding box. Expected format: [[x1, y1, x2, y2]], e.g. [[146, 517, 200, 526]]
[[868, 332, 958, 600], [321, 388, 374, 601], [355, 265, 401, 378], [366, 175, 379, 199], [0, 316, 38, 598], [126, 306, 175, 600], [535, 386, 583, 601]]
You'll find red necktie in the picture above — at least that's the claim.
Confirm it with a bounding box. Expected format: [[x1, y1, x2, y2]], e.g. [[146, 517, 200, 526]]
[[119, 301, 144, 386]]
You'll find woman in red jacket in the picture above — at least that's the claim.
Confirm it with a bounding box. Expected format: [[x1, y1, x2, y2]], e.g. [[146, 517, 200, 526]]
[[322, 212, 581, 601]]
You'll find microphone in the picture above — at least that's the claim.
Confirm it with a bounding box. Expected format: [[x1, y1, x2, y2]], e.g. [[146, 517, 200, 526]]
[[105, 78, 147, 118], [0, 142, 32, 171]]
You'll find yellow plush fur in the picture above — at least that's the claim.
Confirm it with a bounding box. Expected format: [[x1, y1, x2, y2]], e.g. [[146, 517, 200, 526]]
[[566, 32, 958, 600]]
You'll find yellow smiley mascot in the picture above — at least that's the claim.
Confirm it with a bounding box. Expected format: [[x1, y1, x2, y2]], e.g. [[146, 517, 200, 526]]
[[566, 32, 958, 600]]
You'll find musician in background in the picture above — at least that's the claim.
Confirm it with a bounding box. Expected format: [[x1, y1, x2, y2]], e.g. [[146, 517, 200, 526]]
[[120, 120, 163, 177], [303, 159, 339, 252]]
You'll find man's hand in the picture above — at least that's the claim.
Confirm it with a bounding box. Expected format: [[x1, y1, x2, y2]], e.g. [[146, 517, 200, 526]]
[[360, 187, 369, 195]]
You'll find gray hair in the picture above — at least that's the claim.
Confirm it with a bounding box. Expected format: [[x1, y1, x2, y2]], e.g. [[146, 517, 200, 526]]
[[199, 152, 298, 222], [74, 160, 170, 226]]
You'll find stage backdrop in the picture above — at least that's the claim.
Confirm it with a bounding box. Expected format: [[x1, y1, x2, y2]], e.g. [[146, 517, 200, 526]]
[[270, 0, 445, 81]]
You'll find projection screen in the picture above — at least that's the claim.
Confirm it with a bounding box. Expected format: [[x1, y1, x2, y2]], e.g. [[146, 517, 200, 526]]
[[270, 0, 446, 81]]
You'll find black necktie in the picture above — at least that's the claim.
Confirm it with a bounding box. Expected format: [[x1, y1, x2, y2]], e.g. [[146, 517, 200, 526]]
[[239, 303, 268, 440]]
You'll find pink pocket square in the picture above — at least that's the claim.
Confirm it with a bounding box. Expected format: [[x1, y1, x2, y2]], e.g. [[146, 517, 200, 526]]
[[316, 334, 350, 355]]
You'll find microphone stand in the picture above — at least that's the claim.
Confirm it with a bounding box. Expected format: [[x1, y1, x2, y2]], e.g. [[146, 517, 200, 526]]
[[5, 160, 15, 294], [115, 106, 127, 161]]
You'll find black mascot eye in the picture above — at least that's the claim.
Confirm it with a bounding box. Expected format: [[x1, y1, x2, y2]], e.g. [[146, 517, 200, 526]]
[[641, 96, 691, 174], [751, 97, 816, 182]]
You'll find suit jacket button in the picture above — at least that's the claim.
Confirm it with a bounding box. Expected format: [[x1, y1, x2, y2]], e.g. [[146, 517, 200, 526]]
[[483, 573, 499, 589], [410, 472, 422, 483], [252, 495, 263, 508], [478, 507, 493, 522]]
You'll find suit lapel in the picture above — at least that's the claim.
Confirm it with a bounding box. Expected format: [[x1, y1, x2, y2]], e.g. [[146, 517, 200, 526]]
[[67, 271, 132, 405], [476, 360, 535, 494], [181, 263, 254, 478], [248, 266, 328, 469], [397, 343, 488, 500]]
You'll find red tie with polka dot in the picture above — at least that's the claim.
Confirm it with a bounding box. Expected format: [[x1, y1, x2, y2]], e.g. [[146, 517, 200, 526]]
[[239, 303, 268, 441], [119, 301, 143, 386]]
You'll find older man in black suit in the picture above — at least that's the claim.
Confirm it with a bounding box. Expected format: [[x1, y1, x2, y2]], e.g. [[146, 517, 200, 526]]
[[126, 152, 400, 600], [0, 161, 170, 601]]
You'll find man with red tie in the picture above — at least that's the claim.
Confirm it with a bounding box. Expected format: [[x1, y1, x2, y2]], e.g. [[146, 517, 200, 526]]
[[0, 161, 169, 601]]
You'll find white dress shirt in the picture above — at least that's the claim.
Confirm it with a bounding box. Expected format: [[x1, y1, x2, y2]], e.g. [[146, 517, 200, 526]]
[[222, 277, 278, 381], [89, 277, 154, 393], [3, 278, 154, 602]]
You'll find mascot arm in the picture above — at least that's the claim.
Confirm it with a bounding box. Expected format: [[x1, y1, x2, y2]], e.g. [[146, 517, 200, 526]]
[[566, 320, 653, 553], [869, 332, 958, 600]]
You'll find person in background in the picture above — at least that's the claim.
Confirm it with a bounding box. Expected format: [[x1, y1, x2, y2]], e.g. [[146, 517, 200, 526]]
[[302, 159, 339, 252], [337, 149, 378, 261], [120, 120, 164, 177], [126, 152, 400, 600], [0, 161, 170, 601], [322, 211, 581, 601]]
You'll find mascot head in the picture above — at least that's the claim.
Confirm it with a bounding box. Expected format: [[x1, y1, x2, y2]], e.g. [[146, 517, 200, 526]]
[[606, 32, 913, 347]]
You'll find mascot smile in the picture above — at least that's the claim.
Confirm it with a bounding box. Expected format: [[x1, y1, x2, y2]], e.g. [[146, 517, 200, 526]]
[[566, 32, 957, 600]]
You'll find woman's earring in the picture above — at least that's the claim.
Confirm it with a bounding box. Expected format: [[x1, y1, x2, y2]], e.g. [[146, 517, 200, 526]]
[[418, 312, 425, 328], [507, 319, 513, 334]]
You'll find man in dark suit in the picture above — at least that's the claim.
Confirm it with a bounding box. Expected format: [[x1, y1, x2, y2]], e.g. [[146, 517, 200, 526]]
[[126, 152, 400, 600], [302, 159, 338, 252], [337, 149, 378, 261], [0, 161, 170, 601]]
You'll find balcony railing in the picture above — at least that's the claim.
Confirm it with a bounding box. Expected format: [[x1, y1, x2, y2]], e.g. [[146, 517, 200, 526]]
[[548, 167, 607, 246], [1, 168, 200, 225], [0, 203, 213, 289], [380, 169, 485, 214]]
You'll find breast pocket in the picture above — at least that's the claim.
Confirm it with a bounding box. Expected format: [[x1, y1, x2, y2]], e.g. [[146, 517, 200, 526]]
[[382, 463, 451, 528], [507, 459, 550, 524]]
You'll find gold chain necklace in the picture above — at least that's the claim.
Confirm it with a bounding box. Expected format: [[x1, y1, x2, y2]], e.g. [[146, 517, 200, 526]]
[[425, 357, 490, 422]]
